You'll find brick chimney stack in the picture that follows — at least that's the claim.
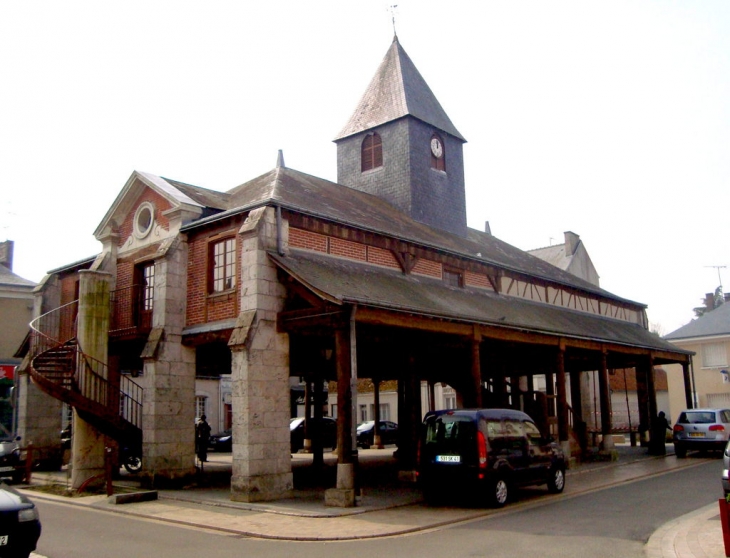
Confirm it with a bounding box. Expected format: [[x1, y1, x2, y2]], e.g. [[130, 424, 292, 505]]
[[0, 240, 14, 271], [705, 292, 716, 312]]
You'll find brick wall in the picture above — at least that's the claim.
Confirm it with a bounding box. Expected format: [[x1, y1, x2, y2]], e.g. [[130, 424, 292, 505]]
[[366, 246, 400, 269], [412, 258, 442, 278], [186, 229, 239, 326], [464, 270, 494, 290], [117, 188, 172, 247]]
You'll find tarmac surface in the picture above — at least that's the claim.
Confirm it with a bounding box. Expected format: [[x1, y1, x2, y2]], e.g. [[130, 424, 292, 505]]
[[17, 444, 729, 557]]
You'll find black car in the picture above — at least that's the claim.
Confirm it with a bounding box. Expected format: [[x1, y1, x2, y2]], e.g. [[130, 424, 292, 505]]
[[208, 430, 232, 452], [0, 437, 23, 484], [0, 482, 41, 558], [290, 417, 337, 452], [356, 420, 399, 449], [418, 408, 566, 507]]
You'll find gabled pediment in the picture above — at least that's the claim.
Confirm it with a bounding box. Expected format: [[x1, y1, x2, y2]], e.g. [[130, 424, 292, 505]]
[[94, 171, 207, 242]]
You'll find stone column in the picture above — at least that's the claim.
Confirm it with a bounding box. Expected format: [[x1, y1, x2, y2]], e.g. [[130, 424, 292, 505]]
[[230, 207, 292, 502], [140, 239, 197, 484], [71, 270, 112, 490]]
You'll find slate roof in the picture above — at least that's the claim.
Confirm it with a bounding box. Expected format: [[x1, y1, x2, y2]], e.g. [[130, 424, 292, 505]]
[[664, 302, 730, 340], [0, 264, 35, 288], [178, 165, 640, 306], [269, 249, 682, 355], [333, 36, 465, 142], [528, 244, 570, 270]]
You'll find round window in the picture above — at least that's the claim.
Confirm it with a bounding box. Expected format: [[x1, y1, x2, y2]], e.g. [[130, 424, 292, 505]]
[[133, 202, 155, 239]]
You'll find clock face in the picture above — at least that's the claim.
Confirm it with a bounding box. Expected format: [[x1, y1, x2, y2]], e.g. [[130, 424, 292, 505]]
[[430, 137, 443, 158]]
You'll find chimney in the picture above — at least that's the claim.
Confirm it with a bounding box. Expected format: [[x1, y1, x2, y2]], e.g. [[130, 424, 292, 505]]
[[705, 293, 715, 312], [564, 231, 580, 256], [484, 221, 492, 235], [0, 240, 13, 271]]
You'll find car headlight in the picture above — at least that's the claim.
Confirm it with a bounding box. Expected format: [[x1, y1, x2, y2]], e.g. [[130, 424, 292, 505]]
[[18, 506, 39, 522]]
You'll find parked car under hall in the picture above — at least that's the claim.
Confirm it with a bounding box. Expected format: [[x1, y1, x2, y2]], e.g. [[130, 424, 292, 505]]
[[290, 417, 337, 453], [356, 420, 398, 449]]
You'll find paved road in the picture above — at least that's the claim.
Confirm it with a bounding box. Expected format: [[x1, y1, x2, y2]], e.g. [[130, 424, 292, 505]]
[[32, 457, 721, 558]]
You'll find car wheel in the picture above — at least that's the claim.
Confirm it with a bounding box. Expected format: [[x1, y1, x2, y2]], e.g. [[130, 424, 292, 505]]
[[490, 476, 509, 508], [674, 444, 687, 458], [547, 466, 565, 494]]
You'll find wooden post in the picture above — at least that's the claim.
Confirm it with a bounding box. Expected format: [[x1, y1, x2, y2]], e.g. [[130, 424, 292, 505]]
[[373, 378, 383, 448], [598, 350, 614, 450], [556, 343, 568, 443], [682, 361, 693, 409], [471, 335, 483, 408]]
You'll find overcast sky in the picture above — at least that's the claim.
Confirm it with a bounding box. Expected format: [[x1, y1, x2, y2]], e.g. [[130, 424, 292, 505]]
[[1, 1, 728, 335]]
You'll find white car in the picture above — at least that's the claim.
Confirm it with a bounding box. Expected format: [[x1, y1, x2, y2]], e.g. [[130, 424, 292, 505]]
[[673, 408, 730, 458]]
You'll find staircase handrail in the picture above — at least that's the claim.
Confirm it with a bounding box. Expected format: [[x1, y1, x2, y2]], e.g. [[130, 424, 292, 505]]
[[29, 300, 143, 432]]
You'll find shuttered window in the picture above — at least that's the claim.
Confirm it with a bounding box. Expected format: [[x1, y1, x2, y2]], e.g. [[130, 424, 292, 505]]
[[361, 133, 383, 172]]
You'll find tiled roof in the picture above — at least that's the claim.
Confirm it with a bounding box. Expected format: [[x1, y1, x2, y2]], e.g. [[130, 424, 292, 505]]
[[334, 36, 465, 142], [665, 302, 730, 340], [269, 249, 682, 355]]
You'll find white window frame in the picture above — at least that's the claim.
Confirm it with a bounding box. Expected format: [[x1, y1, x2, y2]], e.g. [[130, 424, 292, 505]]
[[702, 342, 727, 368]]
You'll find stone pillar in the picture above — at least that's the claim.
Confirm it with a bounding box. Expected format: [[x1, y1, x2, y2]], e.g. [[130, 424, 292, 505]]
[[230, 207, 292, 502], [18, 276, 64, 466], [71, 270, 112, 490], [140, 240, 197, 484]]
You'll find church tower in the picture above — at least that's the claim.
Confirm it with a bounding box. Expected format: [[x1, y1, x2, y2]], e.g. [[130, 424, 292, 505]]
[[334, 36, 468, 237]]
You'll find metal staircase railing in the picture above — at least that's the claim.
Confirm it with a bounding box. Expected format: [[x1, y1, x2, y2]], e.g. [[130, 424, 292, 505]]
[[28, 300, 143, 444]]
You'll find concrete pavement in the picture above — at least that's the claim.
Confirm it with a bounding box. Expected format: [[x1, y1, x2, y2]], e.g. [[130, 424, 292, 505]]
[[18, 445, 728, 557]]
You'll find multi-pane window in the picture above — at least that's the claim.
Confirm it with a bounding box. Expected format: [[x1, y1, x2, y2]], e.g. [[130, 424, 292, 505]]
[[702, 342, 727, 368], [361, 132, 383, 172], [195, 395, 208, 420], [211, 238, 236, 293], [141, 263, 155, 311]]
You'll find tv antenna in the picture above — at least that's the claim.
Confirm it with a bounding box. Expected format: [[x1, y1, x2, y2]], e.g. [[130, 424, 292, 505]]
[[705, 265, 727, 290]]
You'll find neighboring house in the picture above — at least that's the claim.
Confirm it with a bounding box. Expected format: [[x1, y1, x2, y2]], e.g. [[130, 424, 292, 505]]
[[0, 241, 36, 435], [528, 231, 600, 287], [17, 36, 689, 502], [665, 297, 730, 421]]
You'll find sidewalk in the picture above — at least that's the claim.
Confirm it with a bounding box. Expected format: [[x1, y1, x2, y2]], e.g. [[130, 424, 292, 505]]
[[19, 446, 727, 556]]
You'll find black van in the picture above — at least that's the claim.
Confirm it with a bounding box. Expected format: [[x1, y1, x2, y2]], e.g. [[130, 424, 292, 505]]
[[418, 408, 566, 507]]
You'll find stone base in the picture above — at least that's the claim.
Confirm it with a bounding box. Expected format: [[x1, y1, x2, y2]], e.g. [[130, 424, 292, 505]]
[[230, 472, 293, 503], [325, 488, 355, 507]]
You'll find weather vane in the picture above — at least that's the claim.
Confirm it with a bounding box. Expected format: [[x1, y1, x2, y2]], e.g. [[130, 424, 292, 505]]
[[389, 4, 398, 36]]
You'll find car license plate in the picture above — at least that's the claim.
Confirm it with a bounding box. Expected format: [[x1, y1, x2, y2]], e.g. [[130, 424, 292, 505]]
[[689, 432, 705, 438], [436, 455, 460, 463], [0, 466, 13, 473], [0, 535, 7, 546]]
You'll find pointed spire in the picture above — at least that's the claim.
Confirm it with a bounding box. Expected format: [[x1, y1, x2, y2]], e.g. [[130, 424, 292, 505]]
[[334, 39, 465, 142], [276, 149, 285, 168]]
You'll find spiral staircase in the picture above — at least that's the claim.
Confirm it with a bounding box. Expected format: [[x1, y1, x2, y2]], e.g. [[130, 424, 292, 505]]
[[28, 300, 143, 450]]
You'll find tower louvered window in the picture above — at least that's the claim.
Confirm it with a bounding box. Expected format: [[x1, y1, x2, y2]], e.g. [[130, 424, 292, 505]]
[[361, 133, 383, 172]]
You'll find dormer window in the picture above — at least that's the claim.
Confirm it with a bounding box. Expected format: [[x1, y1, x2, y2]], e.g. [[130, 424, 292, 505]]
[[443, 269, 463, 288], [361, 133, 383, 172], [430, 134, 445, 171]]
